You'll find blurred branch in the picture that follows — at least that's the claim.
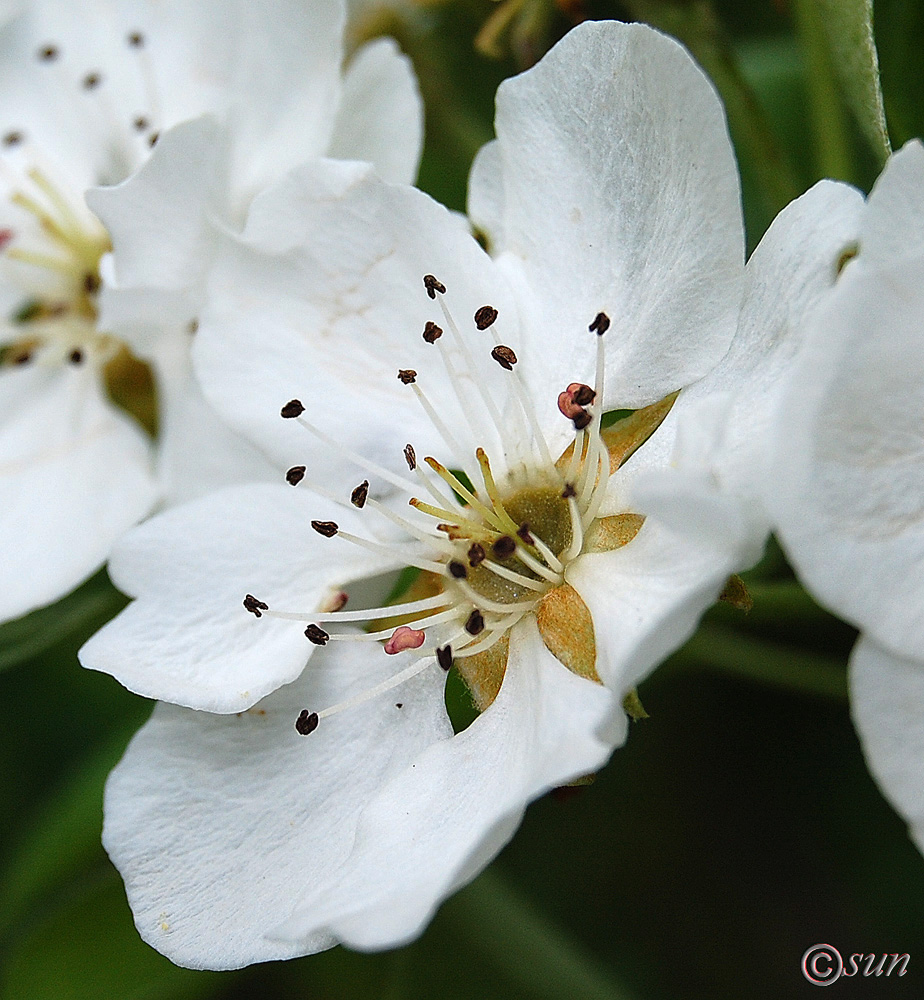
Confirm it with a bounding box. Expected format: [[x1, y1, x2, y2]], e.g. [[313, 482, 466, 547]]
[[674, 623, 849, 700], [791, 0, 856, 181], [445, 866, 638, 1000]]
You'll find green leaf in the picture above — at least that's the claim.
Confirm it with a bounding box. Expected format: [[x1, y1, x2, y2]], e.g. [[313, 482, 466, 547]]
[[815, 0, 891, 165], [0, 869, 224, 1000], [0, 738, 126, 938], [0, 570, 127, 674]]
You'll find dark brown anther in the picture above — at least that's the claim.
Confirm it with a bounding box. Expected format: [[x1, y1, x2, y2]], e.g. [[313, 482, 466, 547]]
[[436, 645, 453, 671], [561, 483, 577, 499], [295, 709, 319, 735], [474, 305, 498, 330], [492, 535, 516, 559], [589, 311, 610, 335], [437, 524, 462, 539], [280, 399, 305, 418], [133, 116, 149, 132], [422, 321, 443, 344], [12, 350, 32, 365], [83, 273, 100, 294], [69, 349, 83, 364], [243, 594, 269, 618], [423, 274, 446, 299], [148, 131, 159, 147], [3, 131, 23, 147], [448, 560, 468, 579], [517, 523, 534, 545], [490, 345, 517, 370], [83, 72, 102, 90], [403, 443, 416, 470], [397, 368, 417, 384], [311, 520, 339, 537], [465, 610, 485, 636], [304, 624, 330, 646], [572, 384, 596, 406], [127, 31, 145, 47], [286, 465, 306, 486], [572, 410, 592, 431], [37, 45, 59, 61], [467, 542, 485, 567], [395, 703, 403, 709], [351, 480, 369, 508]]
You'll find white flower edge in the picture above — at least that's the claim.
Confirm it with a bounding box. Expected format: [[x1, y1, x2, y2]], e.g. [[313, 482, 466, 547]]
[[103, 636, 453, 969], [850, 636, 924, 855], [767, 252, 924, 659]]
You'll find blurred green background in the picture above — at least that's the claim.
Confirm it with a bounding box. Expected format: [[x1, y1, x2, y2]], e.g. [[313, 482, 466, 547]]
[[2, 0, 923, 997]]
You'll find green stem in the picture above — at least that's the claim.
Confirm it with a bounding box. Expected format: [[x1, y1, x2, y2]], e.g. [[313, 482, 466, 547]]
[[445, 867, 638, 1000], [674, 623, 849, 700], [791, 0, 856, 181]]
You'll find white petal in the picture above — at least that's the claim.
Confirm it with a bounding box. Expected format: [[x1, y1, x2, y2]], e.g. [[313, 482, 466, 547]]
[[273, 616, 622, 950], [568, 472, 753, 694], [104, 639, 453, 970], [87, 115, 229, 295], [669, 179, 863, 518], [194, 163, 522, 474], [859, 140, 924, 269], [850, 636, 924, 855], [79, 483, 397, 712], [327, 37, 423, 185], [0, 363, 156, 622], [768, 256, 924, 658], [486, 20, 744, 410], [467, 139, 504, 251], [150, 333, 281, 506]]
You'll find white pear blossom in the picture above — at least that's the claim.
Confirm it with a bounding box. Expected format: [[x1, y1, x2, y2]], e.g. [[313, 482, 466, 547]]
[[0, 0, 422, 623], [768, 140, 924, 854], [83, 20, 761, 969]]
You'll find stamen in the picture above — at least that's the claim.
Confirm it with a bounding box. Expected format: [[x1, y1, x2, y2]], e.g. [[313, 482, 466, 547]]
[[425, 458, 503, 530], [385, 626, 426, 654], [286, 465, 306, 486], [490, 345, 517, 370], [455, 612, 523, 657], [37, 44, 60, 62], [264, 593, 449, 625], [474, 305, 498, 330], [423, 274, 446, 299], [562, 496, 585, 563], [304, 624, 330, 645], [403, 443, 416, 470], [314, 655, 439, 722], [365, 497, 453, 552], [468, 543, 486, 566], [589, 311, 611, 335], [397, 368, 416, 384], [407, 381, 475, 478], [350, 480, 369, 508], [83, 72, 103, 90], [436, 645, 453, 670], [474, 449, 519, 533], [280, 399, 305, 418], [243, 594, 269, 618], [329, 606, 463, 642], [422, 321, 442, 343], [465, 610, 485, 635], [333, 528, 448, 576], [448, 560, 468, 579], [492, 535, 516, 559], [480, 558, 547, 592], [409, 497, 494, 537], [311, 520, 338, 537], [295, 710, 319, 735]]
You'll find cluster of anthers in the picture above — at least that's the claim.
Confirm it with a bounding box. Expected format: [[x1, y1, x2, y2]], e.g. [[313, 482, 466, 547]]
[[244, 275, 660, 736], [1, 31, 159, 370]]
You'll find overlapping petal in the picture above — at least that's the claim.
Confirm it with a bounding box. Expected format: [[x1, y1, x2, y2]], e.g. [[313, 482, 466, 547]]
[[273, 617, 621, 951], [768, 255, 924, 659], [103, 639, 452, 969], [850, 637, 924, 854], [477, 20, 745, 413], [79, 482, 398, 712], [0, 363, 156, 622]]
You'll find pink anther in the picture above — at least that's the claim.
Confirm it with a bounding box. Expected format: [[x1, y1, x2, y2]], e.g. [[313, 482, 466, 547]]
[[558, 382, 595, 420], [0, 228, 15, 251], [384, 626, 426, 655]]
